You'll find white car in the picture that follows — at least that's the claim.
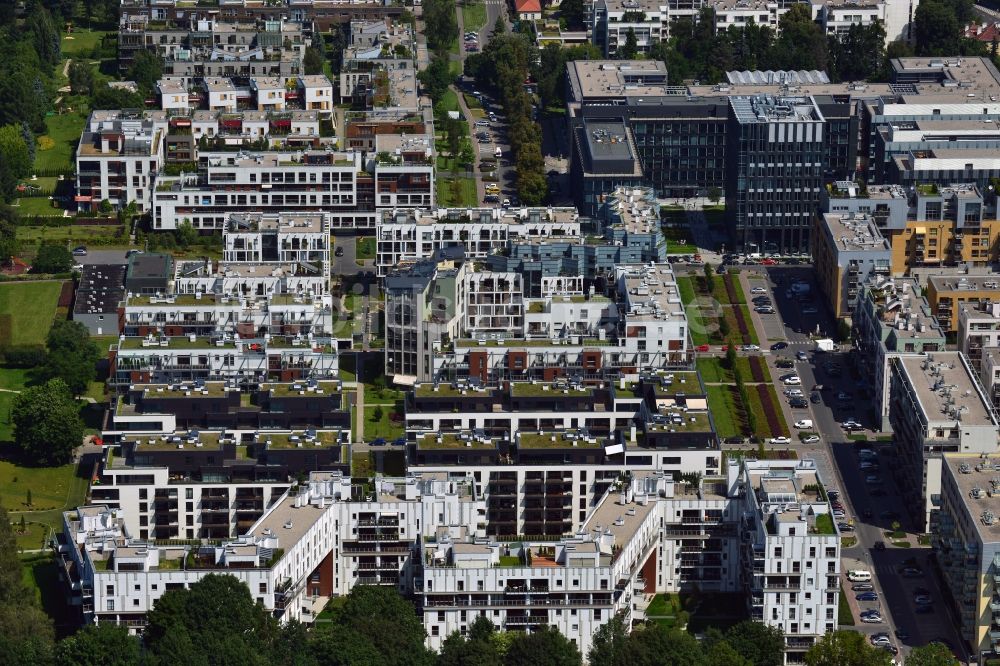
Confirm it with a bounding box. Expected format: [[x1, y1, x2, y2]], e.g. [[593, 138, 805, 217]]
[[741, 344, 760, 351], [794, 419, 813, 429], [770, 436, 791, 445], [751, 287, 767, 295], [802, 435, 820, 443], [782, 376, 802, 385], [784, 389, 804, 397], [861, 614, 883, 624]]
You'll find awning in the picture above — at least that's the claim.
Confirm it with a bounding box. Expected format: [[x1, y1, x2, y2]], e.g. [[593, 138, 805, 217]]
[[392, 374, 417, 387], [686, 398, 708, 410], [605, 443, 624, 455], [914, 226, 926, 234], [74, 195, 93, 202]]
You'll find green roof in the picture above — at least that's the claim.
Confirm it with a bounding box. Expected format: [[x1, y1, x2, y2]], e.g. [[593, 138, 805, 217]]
[[645, 411, 712, 433], [263, 381, 341, 397], [417, 433, 496, 450], [518, 432, 603, 449], [129, 431, 224, 450], [454, 337, 613, 348], [263, 430, 341, 449], [138, 382, 232, 398], [510, 383, 593, 398]]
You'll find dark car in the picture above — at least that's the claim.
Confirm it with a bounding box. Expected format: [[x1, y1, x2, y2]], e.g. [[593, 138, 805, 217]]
[[873, 540, 886, 551], [894, 629, 910, 641], [856, 592, 879, 601], [915, 604, 935, 614], [724, 436, 746, 445], [776, 359, 795, 368], [770, 342, 788, 351], [392, 437, 407, 447], [72, 246, 88, 256], [371, 438, 386, 447], [790, 398, 808, 408], [851, 583, 873, 592], [880, 510, 900, 521], [810, 392, 821, 404], [335, 247, 344, 257]]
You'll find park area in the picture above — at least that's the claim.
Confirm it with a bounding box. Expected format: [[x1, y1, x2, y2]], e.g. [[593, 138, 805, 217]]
[[699, 356, 788, 440], [0, 282, 63, 347], [678, 272, 755, 346]]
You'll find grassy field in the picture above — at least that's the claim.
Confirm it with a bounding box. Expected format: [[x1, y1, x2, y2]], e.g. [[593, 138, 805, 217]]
[[363, 405, 404, 440], [355, 236, 376, 260], [13, 197, 66, 217], [35, 111, 88, 174], [0, 459, 87, 513], [695, 357, 752, 384], [461, 1, 488, 32], [439, 88, 460, 115], [0, 282, 63, 347], [706, 385, 743, 439], [746, 384, 789, 438], [364, 381, 405, 405], [61, 29, 113, 56], [463, 93, 482, 110], [437, 177, 478, 207], [17, 224, 125, 251]]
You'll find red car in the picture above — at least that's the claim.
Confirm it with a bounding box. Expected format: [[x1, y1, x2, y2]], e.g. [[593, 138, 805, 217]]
[[720, 345, 730, 352], [695, 344, 710, 352], [761, 258, 777, 266]]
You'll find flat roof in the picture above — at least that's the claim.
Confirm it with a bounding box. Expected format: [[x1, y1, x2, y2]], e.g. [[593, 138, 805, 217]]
[[942, 454, 1000, 544], [581, 491, 656, 550], [929, 275, 1000, 293], [248, 494, 327, 550], [566, 60, 671, 102], [74, 264, 127, 315], [621, 264, 687, 320], [730, 95, 822, 124], [898, 352, 996, 427], [819, 213, 891, 254]]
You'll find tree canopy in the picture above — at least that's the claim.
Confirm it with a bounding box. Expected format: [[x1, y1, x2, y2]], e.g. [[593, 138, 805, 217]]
[[805, 630, 894, 666], [12, 378, 83, 465], [32, 243, 72, 274], [43, 320, 100, 396], [905, 642, 961, 666]]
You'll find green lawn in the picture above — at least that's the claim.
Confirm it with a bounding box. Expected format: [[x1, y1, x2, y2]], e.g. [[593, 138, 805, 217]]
[[706, 385, 743, 439], [746, 384, 789, 438], [364, 381, 404, 405], [0, 282, 63, 347], [364, 405, 404, 440], [696, 357, 752, 384], [34, 111, 88, 173], [439, 88, 460, 115], [0, 392, 16, 442], [351, 451, 374, 478], [12, 520, 50, 550], [355, 236, 376, 260], [13, 197, 66, 217], [437, 177, 478, 207], [0, 460, 87, 512], [838, 585, 855, 625], [738, 305, 760, 344], [461, 1, 488, 32], [17, 224, 125, 251], [61, 29, 113, 56], [462, 93, 482, 110]]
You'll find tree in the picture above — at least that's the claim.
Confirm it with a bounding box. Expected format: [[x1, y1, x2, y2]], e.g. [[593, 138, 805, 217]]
[[904, 642, 960, 666], [618, 28, 639, 59], [92, 84, 145, 110], [0, 124, 31, 203], [145, 573, 282, 665], [25, 489, 31, 507], [805, 631, 894, 666], [304, 47, 324, 75], [424, 0, 458, 53], [624, 624, 706, 666], [724, 621, 785, 666], [914, 0, 961, 56], [31, 242, 72, 274], [587, 613, 629, 666], [445, 117, 464, 158], [439, 616, 502, 666], [707, 186, 722, 204], [127, 50, 163, 96], [12, 379, 83, 465], [559, 0, 585, 30], [176, 220, 198, 249], [327, 585, 433, 666], [372, 405, 383, 423], [55, 624, 141, 666], [503, 627, 581, 666], [770, 4, 828, 71], [725, 343, 737, 370], [25, 5, 60, 69], [0, 205, 16, 263], [68, 60, 95, 96], [43, 320, 99, 396], [703, 262, 716, 292], [704, 640, 751, 666], [311, 624, 387, 666]]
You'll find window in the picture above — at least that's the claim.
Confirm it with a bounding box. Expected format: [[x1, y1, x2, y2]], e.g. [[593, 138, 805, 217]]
[[133, 599, 140, 607], [106, 600, 115, 611]]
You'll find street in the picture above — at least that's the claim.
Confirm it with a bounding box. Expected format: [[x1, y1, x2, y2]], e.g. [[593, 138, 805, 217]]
[[722, 264, 968, 662]]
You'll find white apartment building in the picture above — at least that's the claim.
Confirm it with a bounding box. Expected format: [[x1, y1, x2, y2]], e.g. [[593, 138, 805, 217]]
[[298, 75, 334, 115], [373, 133, 435, 209], [888, 352, 1000, 531], [152, 150, 362, 230], [375, 207, 581, 276], [593, 0, 668, 57], [157, 79, 189, 112], [62, 461, 838, 663], [76, 110, 166, 213], [204, 77, 238, 112], [185, 108, 324, 149], [250, 76, 286, 112]]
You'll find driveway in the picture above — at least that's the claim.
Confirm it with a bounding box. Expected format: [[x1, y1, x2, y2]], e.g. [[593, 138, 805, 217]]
[[77, 250, 129, 265]]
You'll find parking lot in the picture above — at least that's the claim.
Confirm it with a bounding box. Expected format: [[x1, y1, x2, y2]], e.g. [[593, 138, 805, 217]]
[[724, 265, 969, 662]]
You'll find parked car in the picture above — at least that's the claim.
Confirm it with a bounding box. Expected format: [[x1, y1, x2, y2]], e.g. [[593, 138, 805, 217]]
[[761, 258, 777, 265], [790, 398, 808, 408], [371, 438, 386, 447], [72, 246, 88, 256], [782, 375, 801, 385], [334, 247, 344, 257], [776, 359, 795, 368], [741, 344, 760, 351], [751, 287, 767, 295], [802, 435, 820, 444], [856, 592, 879, 601], [794, 419, 813, 429], [695, 344, 710, 352], [770, 341, 788, 350], [870, 633, 890, 645], [724, 436, 746, 445], [797, 351, 809, 361], [839, 523, 856, 533], [769, 437, 791, 445], [755, 306, 776, 314], [861, 612, 883, 624]]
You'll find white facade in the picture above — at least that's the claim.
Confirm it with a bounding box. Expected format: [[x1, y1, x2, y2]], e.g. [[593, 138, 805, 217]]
[[76, 111, 166, 213], [298, 75, 334, 114]]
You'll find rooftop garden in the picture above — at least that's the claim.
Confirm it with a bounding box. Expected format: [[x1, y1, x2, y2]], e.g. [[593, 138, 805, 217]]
[[812, 513, 836, 535], [645, 411, 712, 433], [134, 431, 224, 451], [138, 382, 231, 398], [518, 432, 603, 449], [263, 431, 340, 449], [414, 383, 484, 398], [417, 433, 495, 450], [510, 383, 593, 398], [263, 381, 340, 397]]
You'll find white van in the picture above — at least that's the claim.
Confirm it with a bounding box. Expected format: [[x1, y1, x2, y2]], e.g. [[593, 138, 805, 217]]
[[848, 570, 872, 582]]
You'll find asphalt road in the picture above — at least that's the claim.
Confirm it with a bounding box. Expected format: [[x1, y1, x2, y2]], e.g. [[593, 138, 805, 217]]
[[734, 266, 968, 662]]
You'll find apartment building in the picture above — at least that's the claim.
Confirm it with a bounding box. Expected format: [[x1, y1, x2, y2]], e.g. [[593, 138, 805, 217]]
[[958, 301, 1000, 409], [76, 110, 165, 213], [152, 150, 363, 230], [888, 352, 1000, 531], [113, 212, 339, 388], [64, 456, 838, 663], [118, 13, 307, 78], [852, 277, 944, 431], [298, 75, 334, 115], [811, 212, 892, 318], [934, 454, 1000, 661], [592, 0, 669, 57], [343, 108, 430, 152], [74, 264, 127, 336], [928, 275, 1000, 334], [373, 134, 435, 209], [339, 19, 415, 105], [726, 95, 825, 255], [375, 207, 581, 276]]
